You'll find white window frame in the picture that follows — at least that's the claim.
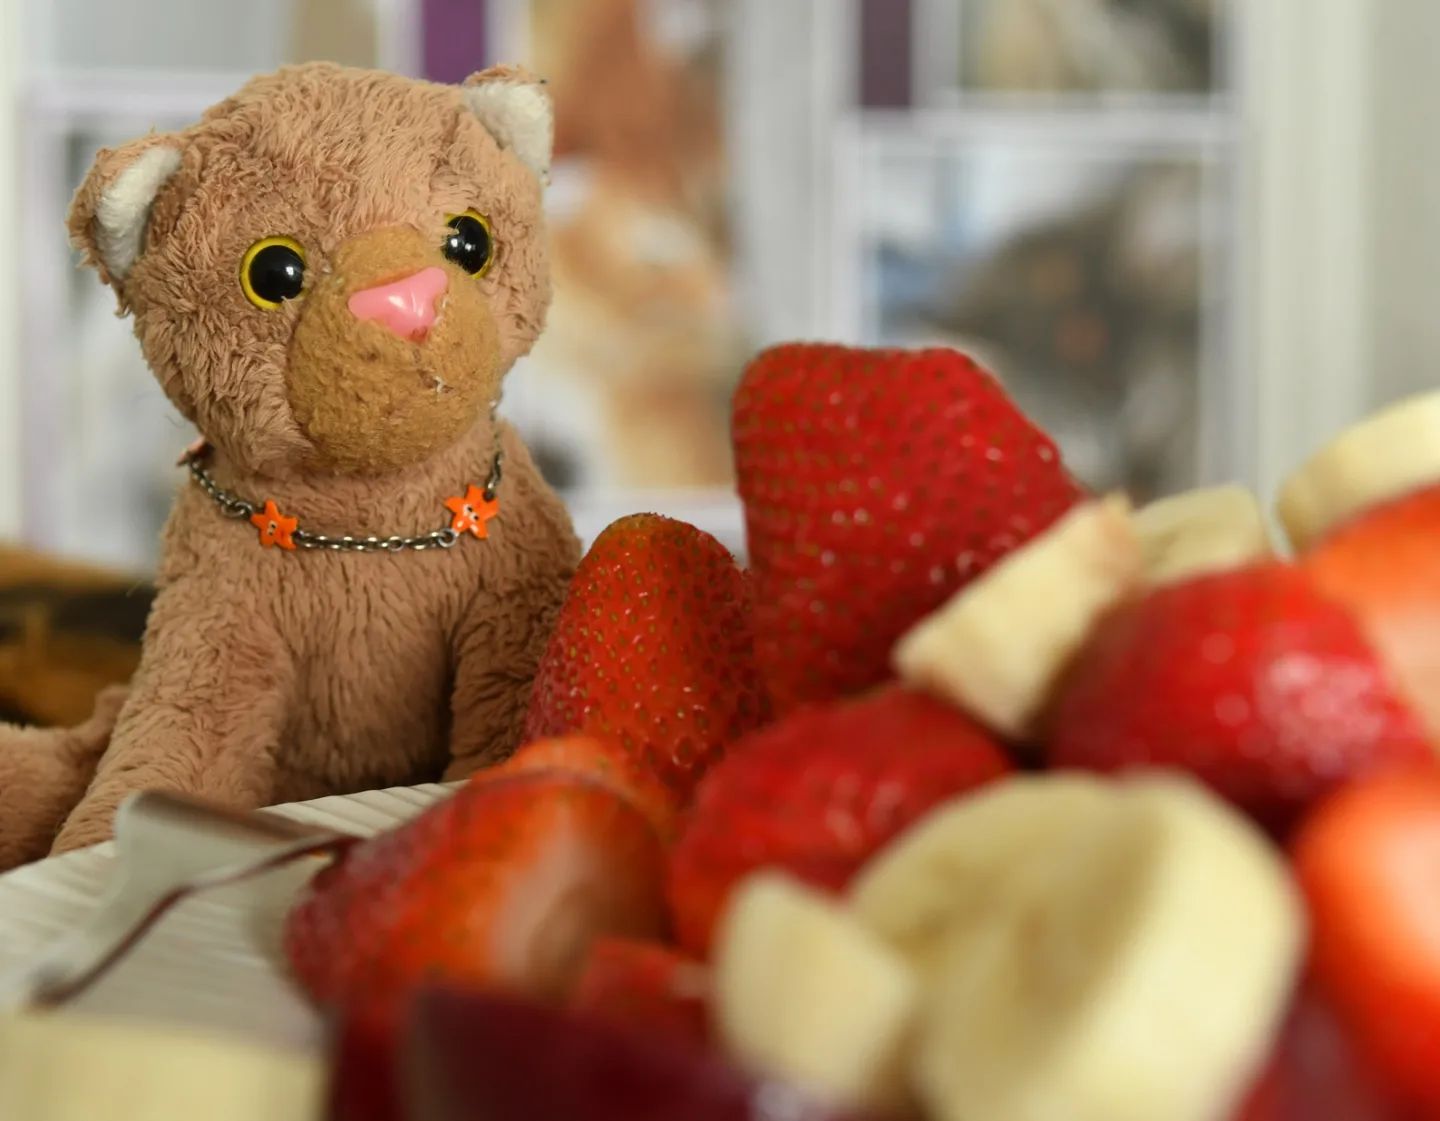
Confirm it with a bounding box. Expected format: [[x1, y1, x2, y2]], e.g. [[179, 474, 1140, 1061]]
[[891, 0, 1381, 511], [1236, 0, 1375, 507], [0, 1, 22, 538]]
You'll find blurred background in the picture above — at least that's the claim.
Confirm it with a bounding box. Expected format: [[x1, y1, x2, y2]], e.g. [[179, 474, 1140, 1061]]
[[0, 0, 1435, 574]]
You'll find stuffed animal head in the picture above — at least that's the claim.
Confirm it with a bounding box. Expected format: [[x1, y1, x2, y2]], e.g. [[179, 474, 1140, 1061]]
[[67, 63, 553, 477]]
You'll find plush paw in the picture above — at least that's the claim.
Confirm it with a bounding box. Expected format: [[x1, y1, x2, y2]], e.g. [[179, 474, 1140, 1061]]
[[0, 686, 125, 869]]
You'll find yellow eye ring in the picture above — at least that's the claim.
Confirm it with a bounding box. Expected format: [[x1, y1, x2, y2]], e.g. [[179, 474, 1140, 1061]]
[[240, 236, 308, 309], [442, 209, 496, 277]]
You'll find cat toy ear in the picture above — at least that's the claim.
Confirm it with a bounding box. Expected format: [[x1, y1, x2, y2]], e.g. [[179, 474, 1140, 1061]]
[[68, 134, 183, 292], [461, 65, 554, 184]]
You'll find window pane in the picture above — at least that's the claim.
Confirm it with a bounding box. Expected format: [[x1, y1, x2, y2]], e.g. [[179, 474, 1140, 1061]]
[[50, 126, 197, 569], [859, 140, 1220, 501], [946, 0, 1224, 96]]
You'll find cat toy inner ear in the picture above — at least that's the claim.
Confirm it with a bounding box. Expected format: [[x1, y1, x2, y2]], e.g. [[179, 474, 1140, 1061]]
[[68, 137, 184, 290], [460, 66, 554, 184]]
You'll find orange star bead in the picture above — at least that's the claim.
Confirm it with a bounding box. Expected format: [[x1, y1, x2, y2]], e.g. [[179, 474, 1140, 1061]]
[[444, 485, 500, 539], [251, 500, 298, 550]]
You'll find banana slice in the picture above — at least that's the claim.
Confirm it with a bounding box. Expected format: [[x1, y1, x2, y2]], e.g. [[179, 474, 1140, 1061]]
[[914, 776, 1303, 1121], [850, 773, 1116, 976], [1278, 390, 1440, 551], [713, 872, 918, 1113], [1132, 484, 1273, 585], [893, 495, 1142, 739], [0, 1011, 323, 1121]]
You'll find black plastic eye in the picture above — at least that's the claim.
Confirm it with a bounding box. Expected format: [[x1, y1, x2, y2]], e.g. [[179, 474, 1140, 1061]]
[[442, 210, 495, 277], [240, 237, 307, 309]]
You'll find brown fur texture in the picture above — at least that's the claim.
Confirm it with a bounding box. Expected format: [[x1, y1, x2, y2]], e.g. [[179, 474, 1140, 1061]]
[[0, 686, 127, 868], [0, 64, 580, 866]]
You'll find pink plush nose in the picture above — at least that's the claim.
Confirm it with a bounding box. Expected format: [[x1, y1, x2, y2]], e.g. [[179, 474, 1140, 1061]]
[[347, 267, 448, 341]]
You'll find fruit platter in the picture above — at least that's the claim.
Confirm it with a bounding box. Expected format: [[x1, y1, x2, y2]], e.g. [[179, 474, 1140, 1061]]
[[6, 342, 1440, 1121]]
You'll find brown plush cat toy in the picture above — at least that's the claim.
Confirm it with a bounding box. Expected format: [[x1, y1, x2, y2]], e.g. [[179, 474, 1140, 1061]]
[[0, 63, 580, 869]]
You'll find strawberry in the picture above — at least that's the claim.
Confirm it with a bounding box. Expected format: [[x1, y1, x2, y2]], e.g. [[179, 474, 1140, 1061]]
[[666, 686, 1012, 957], [523, 514, 768, 802], [569, 937, 711, 1046], [283, 772, 668, 1022], [1047, 562, 1431, 830], [405, 987, 878, 1121], [482, 735, 681, 842], [328, 1004, 406, 1121], [1303, 482, 1440, 739], [732, 343, 1083, 713], [1232, 987, 1417, 1121], [1292, 768, 1440, 1112]]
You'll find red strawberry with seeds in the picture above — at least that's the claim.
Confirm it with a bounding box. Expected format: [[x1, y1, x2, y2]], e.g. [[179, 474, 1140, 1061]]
[[482, 735, 681, 842], [1292, 768, 1440, 1113], [733, 343, 1084, 713], [523, 514, 768, 802], [570, 937, 712, 1046], [284, 772, 668, 1021], [666, 686, 1012, 957], [1302, 482, 1440, 742], [1047, 562, 1431, 831]]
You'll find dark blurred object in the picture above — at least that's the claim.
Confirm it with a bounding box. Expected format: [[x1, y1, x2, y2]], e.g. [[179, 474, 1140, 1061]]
[[327, 1005, 402, 1121], [861, 0, 913, 108], [966, 0, 1218, 94], [402, 986, 884, 1121], [0, 546, 150, 727], [913, 163, 1203, 501], [1232, 987, 1425, 1121], [422, 0, 489, 84]]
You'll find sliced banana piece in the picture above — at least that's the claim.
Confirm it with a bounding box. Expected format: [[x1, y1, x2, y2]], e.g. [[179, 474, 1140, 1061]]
[[1278, 390, 1440, 551], [851, 773, 1116, 975], [0, 1011, 323, 1121], [713, 872, 918, 1113], [914, 775, 1303, 1121], [1133, 484, 1273, 585], [894, 495, 1142, 739]]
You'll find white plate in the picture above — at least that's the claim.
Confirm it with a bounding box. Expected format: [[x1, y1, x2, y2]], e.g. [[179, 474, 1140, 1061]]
[[0, 783, 456, 1052]]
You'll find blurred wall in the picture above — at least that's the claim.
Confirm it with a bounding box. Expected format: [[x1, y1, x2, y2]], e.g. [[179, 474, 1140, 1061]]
[[0, 1, 19, 538], [30, 0, 291, 70], [1370, 0, 1440, 409]]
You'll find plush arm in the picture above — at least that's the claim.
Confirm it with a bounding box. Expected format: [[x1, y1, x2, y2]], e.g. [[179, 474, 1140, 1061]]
[[51, 576, 292, 853], [442, 576, 571, 780], [0, 686, 128, 870], [443, 431, 578, 781]]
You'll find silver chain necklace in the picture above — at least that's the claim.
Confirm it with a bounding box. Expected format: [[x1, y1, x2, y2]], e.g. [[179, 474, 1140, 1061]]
[[184, 446, 504, 554]]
